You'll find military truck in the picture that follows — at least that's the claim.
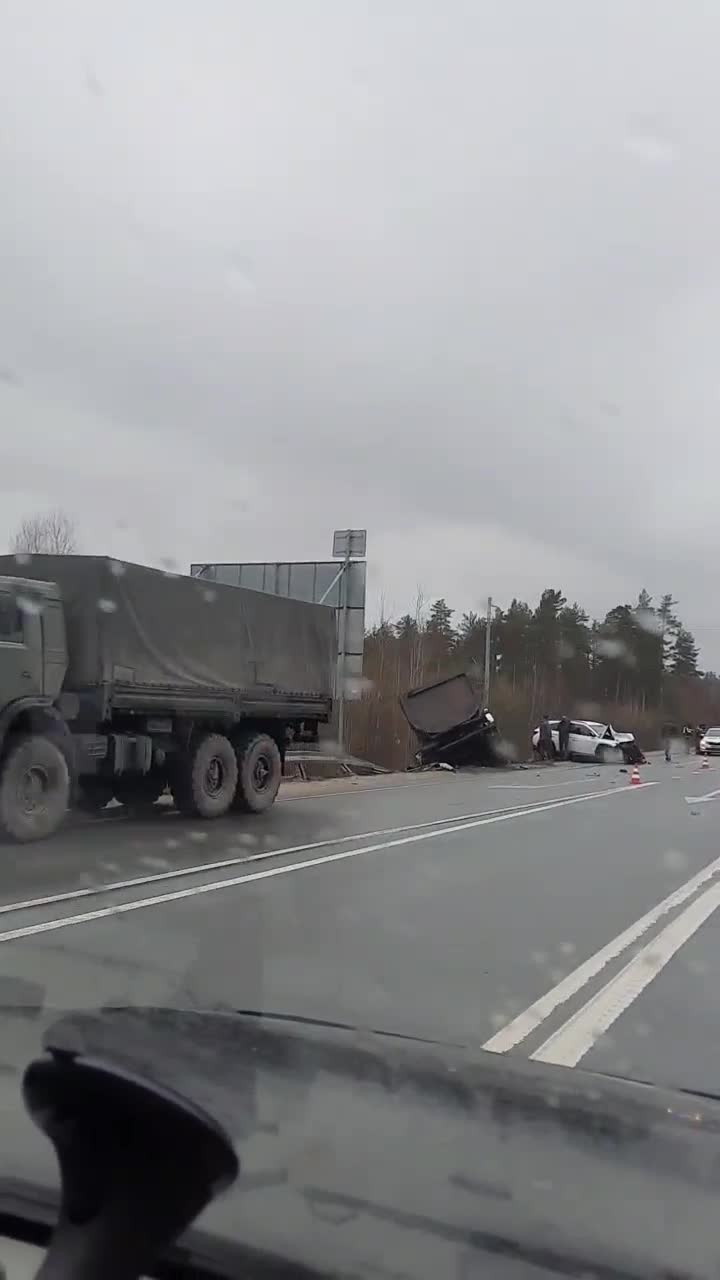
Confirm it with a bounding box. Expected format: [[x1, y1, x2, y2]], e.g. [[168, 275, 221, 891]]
[[0, 556, 336, 842]]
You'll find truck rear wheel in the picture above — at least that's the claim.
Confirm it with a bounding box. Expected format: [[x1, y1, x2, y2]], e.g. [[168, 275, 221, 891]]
[[232, 730, 282, 813], [171, 734, 237, 819], [0, 735, 70, 842]]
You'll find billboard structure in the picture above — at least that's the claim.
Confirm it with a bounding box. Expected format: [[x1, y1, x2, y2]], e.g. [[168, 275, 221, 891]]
[[190, 551, 366, 744]]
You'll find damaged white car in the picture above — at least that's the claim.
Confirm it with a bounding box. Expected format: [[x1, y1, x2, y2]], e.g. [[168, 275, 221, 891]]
[[532, 719, 639, 763]]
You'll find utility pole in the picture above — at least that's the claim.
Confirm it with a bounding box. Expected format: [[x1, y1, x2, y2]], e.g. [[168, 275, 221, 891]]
[[483, 596, 492, 706]]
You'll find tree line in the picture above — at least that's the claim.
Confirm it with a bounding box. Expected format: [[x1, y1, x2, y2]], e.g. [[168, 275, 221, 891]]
[[347, 588, 720, 769], [7, 511, 717, 766], [383, 587, 703, 707]]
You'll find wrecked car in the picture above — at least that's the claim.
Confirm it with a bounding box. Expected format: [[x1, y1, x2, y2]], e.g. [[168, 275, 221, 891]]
[[531, 719, 646, 764]]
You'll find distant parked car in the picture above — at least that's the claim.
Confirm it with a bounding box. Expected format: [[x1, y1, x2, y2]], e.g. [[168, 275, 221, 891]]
[[531, 719, 637, 763], [699, 727, 720, 756]]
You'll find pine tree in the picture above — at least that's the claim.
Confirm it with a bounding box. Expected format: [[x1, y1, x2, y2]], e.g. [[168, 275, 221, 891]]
[[658, 594, 680, 672], [558, 603, 591, 682], [670, 627, 699, 677], [426, 599, 455, 645], [395, 615, 419, 642], [424, 598, 456, 671], [495, 600, 533, 687], [455, 610, 484, 656], [593, 604, 638, 704], [631, 590, 663, 708], [531, 588, 567, 675]]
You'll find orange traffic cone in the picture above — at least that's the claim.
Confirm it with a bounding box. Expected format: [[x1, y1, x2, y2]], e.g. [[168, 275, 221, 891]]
[[630, 766, 641, 786], [702, 757, 710, 769]]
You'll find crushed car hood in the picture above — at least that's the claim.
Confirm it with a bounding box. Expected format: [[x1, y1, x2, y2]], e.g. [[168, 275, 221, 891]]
[[11, 1005, 720, 1280]]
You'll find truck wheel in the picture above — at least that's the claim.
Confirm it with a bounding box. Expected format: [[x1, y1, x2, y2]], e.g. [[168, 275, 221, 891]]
[[113, 775, 166, 809], [171, 734, 237, 819], [76, 779, 115, 812], [0, 735, 71, 842], [232, 731, 282, 813]]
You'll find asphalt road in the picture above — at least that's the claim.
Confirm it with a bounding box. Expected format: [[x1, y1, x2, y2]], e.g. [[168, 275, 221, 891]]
[[0, 752, 718, 1097], [0, 769, 711, 1258], [0, 750, 718, 1270]]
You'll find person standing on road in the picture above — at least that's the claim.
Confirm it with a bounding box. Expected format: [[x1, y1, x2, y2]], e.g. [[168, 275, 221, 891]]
[[662, 722, 675, 763], [538, 715, 553, 761], [557, 716, 571, 761]]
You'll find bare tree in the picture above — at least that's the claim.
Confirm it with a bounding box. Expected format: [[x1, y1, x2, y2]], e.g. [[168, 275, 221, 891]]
[[10, 510, 78, 555]]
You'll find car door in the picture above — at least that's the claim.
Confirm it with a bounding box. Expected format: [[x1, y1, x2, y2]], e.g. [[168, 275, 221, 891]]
[[569, 722, 596, 759]]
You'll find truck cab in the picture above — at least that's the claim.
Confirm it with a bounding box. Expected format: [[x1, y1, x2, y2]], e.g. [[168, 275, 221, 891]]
[[0, 576, 67, 713]]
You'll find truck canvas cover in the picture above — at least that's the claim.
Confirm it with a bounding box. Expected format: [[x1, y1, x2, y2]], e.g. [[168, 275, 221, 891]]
[[0, 556, 336, 701]]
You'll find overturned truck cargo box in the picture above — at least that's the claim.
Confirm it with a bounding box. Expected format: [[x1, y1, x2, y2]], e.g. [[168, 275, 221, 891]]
[[400, 673, 501, 768]]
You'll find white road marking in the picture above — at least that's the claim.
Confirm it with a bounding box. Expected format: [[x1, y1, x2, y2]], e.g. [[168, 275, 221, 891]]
[[683, 786, 720, 804], [489, 779, 601, 791], [482, 835, 720, 1054], [0, 791, 624, 917], [532, 878, 720, 1066], [0, 783, 649, 946]]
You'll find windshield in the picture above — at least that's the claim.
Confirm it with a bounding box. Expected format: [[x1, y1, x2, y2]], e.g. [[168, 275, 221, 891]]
[[4, 4, 720, 1278]]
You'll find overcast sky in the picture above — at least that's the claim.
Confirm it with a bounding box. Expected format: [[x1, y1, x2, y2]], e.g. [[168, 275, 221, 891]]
[[1, 2, 719, 660]]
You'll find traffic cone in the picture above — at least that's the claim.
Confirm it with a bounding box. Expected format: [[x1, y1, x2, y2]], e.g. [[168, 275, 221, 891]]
[[702, 756, 710, 770], [630, 766, 641, 786]]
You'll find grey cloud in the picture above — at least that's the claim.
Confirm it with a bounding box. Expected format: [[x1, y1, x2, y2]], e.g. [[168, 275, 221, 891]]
[[1, 1, 719, 659]]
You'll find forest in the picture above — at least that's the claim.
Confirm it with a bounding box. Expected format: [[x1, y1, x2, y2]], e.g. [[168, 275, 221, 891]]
[[347, 588, 720, 771]]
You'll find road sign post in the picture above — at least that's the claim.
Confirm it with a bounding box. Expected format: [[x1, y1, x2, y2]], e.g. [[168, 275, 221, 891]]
[[332, 530, 367, 750]]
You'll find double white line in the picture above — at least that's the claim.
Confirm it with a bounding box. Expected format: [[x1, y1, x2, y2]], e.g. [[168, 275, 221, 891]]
[[0, 782, 649, 946], [7, 778, 693, 1070], [484, 819, 720, 1066]]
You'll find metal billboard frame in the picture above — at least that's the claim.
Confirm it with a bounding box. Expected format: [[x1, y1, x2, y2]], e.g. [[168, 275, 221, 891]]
[[190, 559, 366, 744]]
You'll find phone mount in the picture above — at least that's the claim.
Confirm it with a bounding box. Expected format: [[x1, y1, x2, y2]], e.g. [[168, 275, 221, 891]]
[[23, 1046, 239, 1280]]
